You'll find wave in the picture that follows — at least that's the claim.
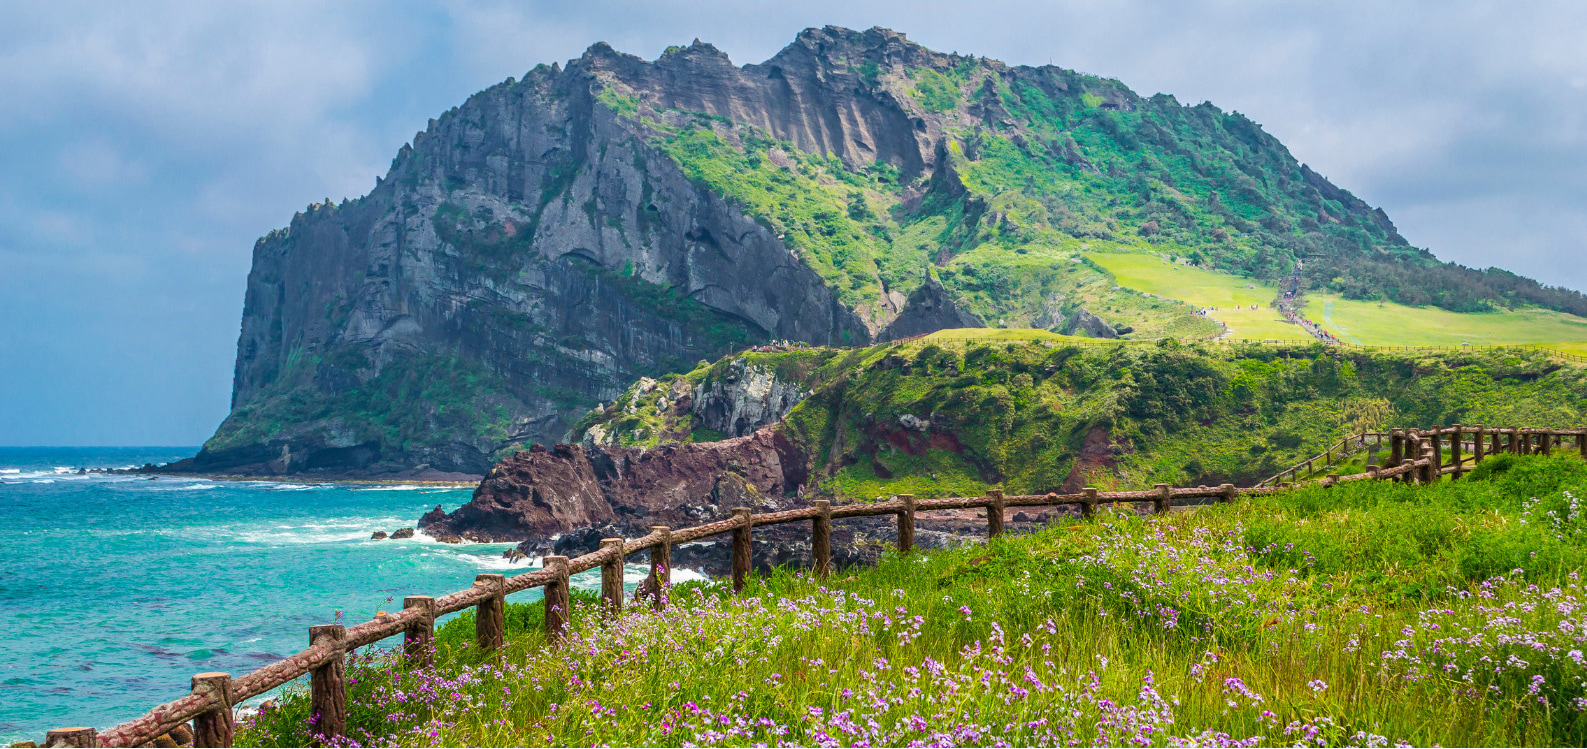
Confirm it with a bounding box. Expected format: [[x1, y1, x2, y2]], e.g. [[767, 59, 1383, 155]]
[[144, 483, 219, 492], [0, 468, 18, 474], [354, 485, 426, 492]]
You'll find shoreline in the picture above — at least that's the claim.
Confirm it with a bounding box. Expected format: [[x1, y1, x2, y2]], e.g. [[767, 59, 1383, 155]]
[[102, 468, 481, 489]]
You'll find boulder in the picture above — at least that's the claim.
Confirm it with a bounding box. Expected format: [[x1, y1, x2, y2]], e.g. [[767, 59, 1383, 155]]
[[390, 527, 415, 540], [370, 531, 389, 540]]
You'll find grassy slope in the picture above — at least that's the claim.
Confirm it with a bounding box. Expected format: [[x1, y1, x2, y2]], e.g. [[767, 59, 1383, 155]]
[[1094, 249, 1587, 350], [1088, 252, 1309, 341], [571, 336, 1587, 500], [237, 453, 1587, 747]]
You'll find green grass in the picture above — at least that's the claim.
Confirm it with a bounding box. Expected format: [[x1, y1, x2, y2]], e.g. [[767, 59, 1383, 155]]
[[1311, 292, 1587, 347], [236, 454, 1587, 747], [1089, 252, 1311, 342]]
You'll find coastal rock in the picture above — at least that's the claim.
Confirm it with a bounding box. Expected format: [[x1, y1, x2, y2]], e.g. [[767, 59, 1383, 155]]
[[370, 531, 388, 540], [390, 527, 415, 540], [433, 532, 463, 545], [422, 428, 805, 544]]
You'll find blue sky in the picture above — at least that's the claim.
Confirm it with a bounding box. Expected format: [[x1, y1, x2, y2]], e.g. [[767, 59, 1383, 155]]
[[3, 0, 1586, 446]]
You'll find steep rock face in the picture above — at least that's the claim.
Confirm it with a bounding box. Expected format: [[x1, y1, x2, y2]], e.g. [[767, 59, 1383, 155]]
[[420, 427, 806, 542], [690, 359, 808, 438], [1060, 307, 1119, 339]]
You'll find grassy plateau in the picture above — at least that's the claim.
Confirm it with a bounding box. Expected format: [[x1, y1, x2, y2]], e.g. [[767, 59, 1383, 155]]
[[237, 453, 1587, 747]]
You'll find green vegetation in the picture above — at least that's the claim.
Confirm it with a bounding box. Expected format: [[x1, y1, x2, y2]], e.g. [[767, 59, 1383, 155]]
[[599, 41, 1587, 336], [237, 454, 1587, 747], [1088, 251, 1308, 341], [207, 351, 522, 461], [572, 334, 1587, 498], [1312, 292, 1587, 347]]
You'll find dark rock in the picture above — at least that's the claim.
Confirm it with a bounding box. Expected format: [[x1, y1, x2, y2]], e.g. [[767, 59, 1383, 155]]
[[433, 533, 463, 544], [390, 527, 415, 540], [878, 276, 984, 341], [425, 427, 803, 543], [370, 531, 388, 540], [1059, 307, 1118, 339]]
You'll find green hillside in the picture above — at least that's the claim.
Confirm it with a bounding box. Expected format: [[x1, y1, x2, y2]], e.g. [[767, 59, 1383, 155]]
[[603, 33, 1587, 334], [572, 335, 1587, 497], [238, 453, 1587, 747], [1090, 249, 1587, 349]]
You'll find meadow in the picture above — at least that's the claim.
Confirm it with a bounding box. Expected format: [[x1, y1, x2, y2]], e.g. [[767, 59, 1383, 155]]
[[1086, 252, 1310, 341], [1090, 250, 1587, 352], [238, 453, 1587, 747]]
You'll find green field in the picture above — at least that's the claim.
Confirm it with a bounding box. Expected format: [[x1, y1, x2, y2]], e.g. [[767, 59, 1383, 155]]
[[1312, 292, 1587, 347], [1086, 252, 1310, 341], [1091, 250, 1587, 351]]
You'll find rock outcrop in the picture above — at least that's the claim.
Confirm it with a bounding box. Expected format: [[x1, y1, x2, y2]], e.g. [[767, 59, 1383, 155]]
[[877, 277, 985, 341], [1060, 307, 1119, 339], [690, 359, 808, 438], [420, 427, 807, 543]]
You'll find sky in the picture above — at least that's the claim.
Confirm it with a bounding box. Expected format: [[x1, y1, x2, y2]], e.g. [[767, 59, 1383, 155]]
[[2, 0, 1586, 446]]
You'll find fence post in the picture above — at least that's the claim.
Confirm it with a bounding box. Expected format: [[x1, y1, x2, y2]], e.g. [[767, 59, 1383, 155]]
[[986, 489, 1005, 537], [649, 526, 671, 611], [43, 729, 97, 748], [1153, 483, 1172, 514], [1580, 429, 1587, 460], [473, 574, 506, 651], [1081, 487, 1098, 520], [1219, 483, 1237, 503], [1430, 428, 1444, 476], [1513, 428, 1524, 455], [1451, 424, 1464, 479], [543, 556, 570, 643], [807, 500, 833, 578], [1472, 424, 1485, 465], [402, 595, 436, 668], [732, 507, 752, 593], [598, 539, 625, 616], [191, 672, 234, 748], [1422, 447, 1438, 484], [1388, 429, 1403, 474], [896, 494, 916, 553], [308, 624, 347, 744], [1541, 431, 1553, 456]]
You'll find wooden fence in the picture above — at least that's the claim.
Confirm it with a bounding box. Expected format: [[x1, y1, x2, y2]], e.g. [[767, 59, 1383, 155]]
[[34, 426, 1587, 748]]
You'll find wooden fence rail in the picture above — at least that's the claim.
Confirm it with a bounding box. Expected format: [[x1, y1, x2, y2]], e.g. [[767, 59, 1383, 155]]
[[40, 425, 1587, 748]]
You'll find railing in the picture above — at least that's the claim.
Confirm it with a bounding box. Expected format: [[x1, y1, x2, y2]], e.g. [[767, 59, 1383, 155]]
[[34, 426, 1587, 748]]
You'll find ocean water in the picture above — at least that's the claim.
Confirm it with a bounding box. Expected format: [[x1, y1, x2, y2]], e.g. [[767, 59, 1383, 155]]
[[0, 447, 640, 744]]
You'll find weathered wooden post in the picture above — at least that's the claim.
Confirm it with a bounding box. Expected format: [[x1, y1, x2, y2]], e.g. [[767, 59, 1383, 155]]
[[402, 595, 436, 668], [1153, 483, 1172, 514], [1541, 431, 1553, 456], [896, 494, 916, 553], [1493, 428, 1503, 457], [986, 489, 1005, 538], [1514, 428, 1526, 455], [811, 500, 831, 577], [308, 624, 347, 744], [1081, 487, 1099, 520], [1451, 424, 1464, 479], [473, 574, 506, 651], [1580, 429, 1587, 460], [1388, 429, 1403, 478], [1219, 483, 1237, 503], [44, 728, 97, 748], [731, 507, 752, 593], [191, 672, 234, 748], [542, 556, 570, 642], [1422, 446, 1438, 484], [599, 539, 624, 615], [1429, 428, 1443, 477], [648, 526, 671, 610], [1472, 424, 1485, 465]]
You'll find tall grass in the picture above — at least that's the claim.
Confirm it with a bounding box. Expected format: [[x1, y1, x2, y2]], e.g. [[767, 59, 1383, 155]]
[[238, 455, 1587, 747]]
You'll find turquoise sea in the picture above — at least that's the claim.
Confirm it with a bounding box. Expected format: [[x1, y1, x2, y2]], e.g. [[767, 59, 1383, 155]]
[[0, 447, 632, 744]]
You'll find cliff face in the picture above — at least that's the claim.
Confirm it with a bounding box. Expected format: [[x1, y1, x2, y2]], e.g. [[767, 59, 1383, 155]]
[[193, 24, 1446, 476]]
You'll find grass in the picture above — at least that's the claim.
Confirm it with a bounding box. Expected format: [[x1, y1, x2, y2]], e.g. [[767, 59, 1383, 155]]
[[236, 453, 1587, 747], [1087, 252, 1310, 342], [1311, 292, 1587, 347]]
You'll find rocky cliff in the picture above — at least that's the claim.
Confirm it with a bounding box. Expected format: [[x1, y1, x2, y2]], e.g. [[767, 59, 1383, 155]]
[[189, 25, 1491, 476]]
